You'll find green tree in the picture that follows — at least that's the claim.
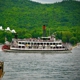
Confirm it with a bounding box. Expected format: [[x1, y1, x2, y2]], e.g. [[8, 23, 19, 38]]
[[62, 36, 67, 43], [69, 37, 77, 45]]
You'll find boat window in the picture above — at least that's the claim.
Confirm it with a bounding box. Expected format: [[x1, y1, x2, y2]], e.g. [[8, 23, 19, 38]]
[[31, 43, 33, 45], [28, 43, 30, 45], [47, 43, 49, 45], [41, 43, 43, 45], [59, 43, 61, 45], [19, 46, 21, 48], [44, 43, 46, 45], [22, 46, 25, 48], [38, 43, 39, 45], [50, 47, 52, 49], [53, 43, 55, 45], [25, 42, 27, 44], [34, 43, 36, 45], [63, 46, 65, 48], [22, 42, 25, 44], [29, 46, 32, 48], [43, 46, 45, 49], [19, 42, 21, 44], [50, 43, 52, 45]]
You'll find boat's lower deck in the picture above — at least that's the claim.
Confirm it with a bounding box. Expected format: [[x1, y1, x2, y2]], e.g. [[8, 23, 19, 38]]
[[3, 48, 71, 53]]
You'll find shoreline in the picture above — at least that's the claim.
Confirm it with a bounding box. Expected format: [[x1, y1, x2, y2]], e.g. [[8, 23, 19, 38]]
[[72, 43, 80, 49]]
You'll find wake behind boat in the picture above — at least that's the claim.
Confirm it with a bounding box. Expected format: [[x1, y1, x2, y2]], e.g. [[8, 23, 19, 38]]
[[2, 25, 72, 53]]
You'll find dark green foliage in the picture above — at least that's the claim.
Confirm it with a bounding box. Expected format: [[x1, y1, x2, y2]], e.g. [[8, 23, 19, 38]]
[[0, 0, 80, 28], [0, 0, 80, 45], [62, 37, 67, 43], [0, 31, 5, 43], [69, 37, 77, 45]]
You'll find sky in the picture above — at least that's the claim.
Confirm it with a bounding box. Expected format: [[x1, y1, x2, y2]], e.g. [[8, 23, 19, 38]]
[[31, 0, 80, 4]]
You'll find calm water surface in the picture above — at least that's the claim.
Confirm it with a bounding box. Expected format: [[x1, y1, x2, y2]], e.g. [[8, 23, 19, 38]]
[[0, 47, 80, 80]]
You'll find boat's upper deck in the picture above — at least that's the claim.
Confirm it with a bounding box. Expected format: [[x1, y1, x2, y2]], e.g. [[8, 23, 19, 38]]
[[12, 35, 63, 45], [12, 38, 62, 44]]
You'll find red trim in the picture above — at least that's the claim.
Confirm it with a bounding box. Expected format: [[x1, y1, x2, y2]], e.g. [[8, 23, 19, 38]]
[[2, 45, 10, 50]]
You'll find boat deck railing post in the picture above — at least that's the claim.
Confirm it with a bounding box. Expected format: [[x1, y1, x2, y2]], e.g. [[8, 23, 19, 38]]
[[0, 61, 5, 79]]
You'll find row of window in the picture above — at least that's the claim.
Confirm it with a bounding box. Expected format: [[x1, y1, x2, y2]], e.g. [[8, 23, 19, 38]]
[[18, 42, 62, 45], [18, 46, 65, 49]]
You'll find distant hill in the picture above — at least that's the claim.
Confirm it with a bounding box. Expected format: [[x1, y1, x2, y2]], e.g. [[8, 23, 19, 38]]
[[0, 0, 80, 29]]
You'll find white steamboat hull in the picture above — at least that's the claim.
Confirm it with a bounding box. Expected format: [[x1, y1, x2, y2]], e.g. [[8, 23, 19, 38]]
[[3, 48, 71, 53]]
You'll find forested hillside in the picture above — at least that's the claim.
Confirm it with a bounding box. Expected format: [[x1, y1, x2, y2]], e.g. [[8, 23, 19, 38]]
[[0, 0, 80, 45]]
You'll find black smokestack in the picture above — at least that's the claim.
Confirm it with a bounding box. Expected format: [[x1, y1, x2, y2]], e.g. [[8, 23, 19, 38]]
[[42, 25, 46, 37]]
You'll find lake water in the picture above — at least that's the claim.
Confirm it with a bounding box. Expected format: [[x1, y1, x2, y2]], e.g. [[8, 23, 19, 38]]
[[0, 47, 80, 80]]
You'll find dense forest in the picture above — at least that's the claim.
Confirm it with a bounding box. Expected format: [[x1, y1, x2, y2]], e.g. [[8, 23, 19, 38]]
[[0, 0, 80, 45]]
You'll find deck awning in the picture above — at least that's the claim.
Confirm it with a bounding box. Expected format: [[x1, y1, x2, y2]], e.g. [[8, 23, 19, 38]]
[[57, 45, 62, 47], [50, 45, 55, 47]]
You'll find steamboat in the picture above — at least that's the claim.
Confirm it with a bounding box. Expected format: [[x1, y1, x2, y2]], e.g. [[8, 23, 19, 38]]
[[2, 25, 71, 53]]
